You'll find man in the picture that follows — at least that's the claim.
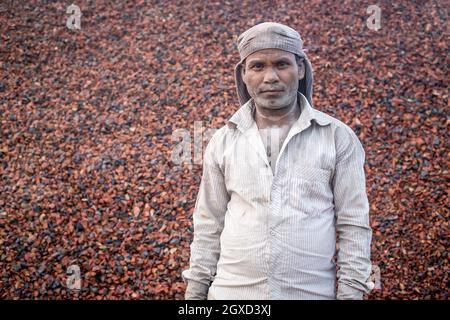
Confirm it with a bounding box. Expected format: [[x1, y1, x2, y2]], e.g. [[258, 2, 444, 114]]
[[182, 22, 374, 300]]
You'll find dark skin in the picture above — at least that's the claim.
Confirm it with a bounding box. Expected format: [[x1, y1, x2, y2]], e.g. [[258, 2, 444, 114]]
[[241, 49, 306, 171], [241, 48, 305, 130]]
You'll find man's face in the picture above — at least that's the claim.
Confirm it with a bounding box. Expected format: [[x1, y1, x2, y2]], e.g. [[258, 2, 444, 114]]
[[242, 48, 304, 110]]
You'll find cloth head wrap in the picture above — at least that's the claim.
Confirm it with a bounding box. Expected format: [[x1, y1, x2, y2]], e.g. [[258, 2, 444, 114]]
[[235, 22, 314, 107]]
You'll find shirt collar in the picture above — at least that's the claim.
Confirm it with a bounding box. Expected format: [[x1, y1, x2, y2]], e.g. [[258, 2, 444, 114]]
[[228, 92, 331, 132]]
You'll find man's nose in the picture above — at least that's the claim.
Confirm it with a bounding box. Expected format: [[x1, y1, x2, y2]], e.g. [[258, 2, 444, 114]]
[[263, 67, 279, 83]]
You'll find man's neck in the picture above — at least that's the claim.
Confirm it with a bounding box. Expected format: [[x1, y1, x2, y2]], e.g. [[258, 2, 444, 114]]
[[253, 97, 301, 129]]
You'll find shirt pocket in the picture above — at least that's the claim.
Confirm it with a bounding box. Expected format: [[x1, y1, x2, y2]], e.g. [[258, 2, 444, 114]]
[[287, 166, 334, 214]]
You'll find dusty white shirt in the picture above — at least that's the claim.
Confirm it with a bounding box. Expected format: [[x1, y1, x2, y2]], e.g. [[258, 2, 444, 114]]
[[258, 124, 292, 175], [182, 92, 373, 300]]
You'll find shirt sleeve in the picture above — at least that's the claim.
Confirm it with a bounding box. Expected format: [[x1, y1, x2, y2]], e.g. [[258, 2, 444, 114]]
[[182, 133, 230, 300], [332, 126, 374, 300]]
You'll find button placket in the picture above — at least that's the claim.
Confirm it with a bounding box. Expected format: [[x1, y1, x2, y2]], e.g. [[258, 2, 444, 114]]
[[268, 165, 282, 288]]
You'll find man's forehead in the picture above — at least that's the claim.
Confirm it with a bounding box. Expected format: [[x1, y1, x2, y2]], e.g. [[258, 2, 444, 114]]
[[245, 48, 296, 62]]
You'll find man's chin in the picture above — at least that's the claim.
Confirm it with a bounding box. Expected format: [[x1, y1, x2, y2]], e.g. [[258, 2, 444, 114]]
[[254, 97, 288, 110]]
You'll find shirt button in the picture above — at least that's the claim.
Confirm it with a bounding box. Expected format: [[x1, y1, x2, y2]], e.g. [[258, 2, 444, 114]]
[[270, 230, 276, 236]]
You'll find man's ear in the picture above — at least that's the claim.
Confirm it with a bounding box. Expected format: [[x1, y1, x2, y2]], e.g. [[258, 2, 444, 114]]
[[240, 64, 246, 82], [298, 60, 305, 80]]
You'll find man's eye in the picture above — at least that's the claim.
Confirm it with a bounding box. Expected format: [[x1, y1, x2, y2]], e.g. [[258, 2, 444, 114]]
[[277, 61, 288, 67], [251, 64, 263, 70]]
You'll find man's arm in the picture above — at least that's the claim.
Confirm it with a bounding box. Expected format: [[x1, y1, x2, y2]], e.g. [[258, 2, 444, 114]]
[[182, 137, 229, 300], [332, 126, 374, 300]]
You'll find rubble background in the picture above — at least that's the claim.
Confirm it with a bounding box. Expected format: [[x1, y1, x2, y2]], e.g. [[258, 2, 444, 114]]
[[0, 0, 448, 299]]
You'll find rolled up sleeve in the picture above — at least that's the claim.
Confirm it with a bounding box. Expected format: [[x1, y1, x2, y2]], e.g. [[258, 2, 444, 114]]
[[332, 126, 374, 300]]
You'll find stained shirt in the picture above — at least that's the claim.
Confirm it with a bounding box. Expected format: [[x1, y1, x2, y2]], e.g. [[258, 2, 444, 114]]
[[182, 92, 374, 300]]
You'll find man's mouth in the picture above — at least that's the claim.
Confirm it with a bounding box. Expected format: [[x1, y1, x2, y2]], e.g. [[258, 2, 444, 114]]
[[260, 89, 284, 96]]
